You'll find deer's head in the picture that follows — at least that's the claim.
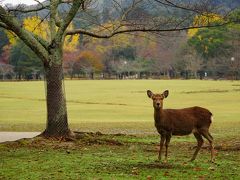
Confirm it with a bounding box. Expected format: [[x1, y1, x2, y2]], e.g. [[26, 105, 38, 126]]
[[147, 90, 169, 109]]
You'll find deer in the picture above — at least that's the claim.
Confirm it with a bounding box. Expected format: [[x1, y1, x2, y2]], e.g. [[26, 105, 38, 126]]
[[147, 90, 214, 163]]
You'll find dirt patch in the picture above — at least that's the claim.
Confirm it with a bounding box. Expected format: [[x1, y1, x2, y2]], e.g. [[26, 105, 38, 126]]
[[137, 162, 175, 169], [0, 95, 44, 102], [1, 131, 124, 150], [0, 95, 127, 106], [131, 91, 146, 93], [233, 89, 240, 92], [144, 140, 240, 154], [200, 141, 240, 151], [1, 132, 239, 152], [68, 100, 127, 106], [74, 131, 124, 146], [182, 88, 240, 94], [182, 89, 229, 94]]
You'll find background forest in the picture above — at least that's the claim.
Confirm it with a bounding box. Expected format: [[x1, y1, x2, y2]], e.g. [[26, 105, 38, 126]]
[[0, 0, 240, 80]]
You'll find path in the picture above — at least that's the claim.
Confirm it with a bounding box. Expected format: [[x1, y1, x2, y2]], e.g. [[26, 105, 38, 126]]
[[0, 132, 40, 143]]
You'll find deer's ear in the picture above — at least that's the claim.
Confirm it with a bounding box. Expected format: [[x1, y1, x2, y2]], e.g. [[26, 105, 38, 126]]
[[163, 90, 169, 98], [147, 90, 153, 98]]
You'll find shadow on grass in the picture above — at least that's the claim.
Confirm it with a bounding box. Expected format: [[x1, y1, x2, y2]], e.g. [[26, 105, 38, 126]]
[[137, 162, 176, 169]]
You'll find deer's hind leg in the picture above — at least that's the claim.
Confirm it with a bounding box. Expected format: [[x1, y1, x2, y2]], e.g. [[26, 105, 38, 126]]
[[200, 130, 214, 162], [191, 132, 204, 161]]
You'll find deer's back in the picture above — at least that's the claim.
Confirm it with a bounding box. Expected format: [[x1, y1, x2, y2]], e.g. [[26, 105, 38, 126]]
[[156, 106, 212, 135]]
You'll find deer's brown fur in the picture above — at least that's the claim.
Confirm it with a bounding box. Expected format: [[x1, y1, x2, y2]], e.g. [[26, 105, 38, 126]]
[[147, 90, 214, 162]]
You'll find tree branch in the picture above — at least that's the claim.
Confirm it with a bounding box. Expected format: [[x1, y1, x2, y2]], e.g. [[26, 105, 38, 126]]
[[0, 5, 49, 62], [7, 3, 50, 13], [0, 21, 8, 29], [66, 21, 231, 38], [56, 0, 83, 38], [121, 0, 143, 21], [49, 0, 59, 40], [32, 34, 50, 50], [153, 0, 208, 14]]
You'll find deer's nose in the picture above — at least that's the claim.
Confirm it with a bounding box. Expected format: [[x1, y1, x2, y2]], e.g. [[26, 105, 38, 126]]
[[156, 103, 160, 106]]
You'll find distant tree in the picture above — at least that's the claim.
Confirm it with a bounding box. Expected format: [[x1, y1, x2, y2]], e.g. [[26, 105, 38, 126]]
[[0, 43, 12, 79], [188, 13, 222, 38], [187, 8, 240, 78], [10, 40, 42, 79], [0, 63, 14, 80], [0, 45, 10, 64], [228, 8, 240, 79], [0, 28, 9, 55], [188, 27, 231, 60], [63, 51, 79, 79], [75, 50, 103, 79]]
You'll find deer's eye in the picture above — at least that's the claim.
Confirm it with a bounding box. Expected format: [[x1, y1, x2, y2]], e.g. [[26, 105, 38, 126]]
[[152, 98, 156, 100]]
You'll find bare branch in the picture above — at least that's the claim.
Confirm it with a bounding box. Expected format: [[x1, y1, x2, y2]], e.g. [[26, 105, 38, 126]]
[[56, 0, 83, 37], [32, 33, 50, 50], [7, 3, 50, 13], [33, 0, 46, 7], [49, 0, 59, 40], [153, 0, 207, 14], [121, 0, 143, 21], [0, 21, 8, 29], [66, 21, 231, 38]]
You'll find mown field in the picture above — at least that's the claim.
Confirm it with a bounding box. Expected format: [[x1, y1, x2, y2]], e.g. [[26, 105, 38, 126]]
[[0, 80, 240, 136], [0, 80, 240, 179]]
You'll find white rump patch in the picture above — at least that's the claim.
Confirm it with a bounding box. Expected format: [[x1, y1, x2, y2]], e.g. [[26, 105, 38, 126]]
[[211, 115, 214, 121]]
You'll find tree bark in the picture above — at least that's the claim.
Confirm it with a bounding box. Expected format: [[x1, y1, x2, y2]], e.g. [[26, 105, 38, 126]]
[[42, 63, 71, 137]]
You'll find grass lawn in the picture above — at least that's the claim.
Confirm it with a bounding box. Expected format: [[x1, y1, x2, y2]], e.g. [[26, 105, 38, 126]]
[[0, 80, 240, 179], [0, 133, 240, 179], [0, 80, 240, 137]]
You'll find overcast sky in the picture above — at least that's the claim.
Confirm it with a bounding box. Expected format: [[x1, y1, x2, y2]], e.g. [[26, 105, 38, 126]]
[[0, 0, 45, 5]]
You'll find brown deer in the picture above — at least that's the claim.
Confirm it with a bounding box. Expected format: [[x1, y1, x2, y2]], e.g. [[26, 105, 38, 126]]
[[147, 90, 214, 162]]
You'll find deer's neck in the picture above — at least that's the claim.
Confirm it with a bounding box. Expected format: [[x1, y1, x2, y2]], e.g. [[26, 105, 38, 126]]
[[154, 108, 164, 124]]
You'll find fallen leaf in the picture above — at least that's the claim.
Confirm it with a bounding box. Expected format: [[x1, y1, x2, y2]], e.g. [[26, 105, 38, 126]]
[[147, 175, 152, 180], [163, 171, 169, 176], [193, 167, 202, 171], [208, 166, 215, 171]]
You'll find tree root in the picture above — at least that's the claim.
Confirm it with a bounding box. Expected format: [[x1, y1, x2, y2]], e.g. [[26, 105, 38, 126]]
[[38, 130, 76, 142]]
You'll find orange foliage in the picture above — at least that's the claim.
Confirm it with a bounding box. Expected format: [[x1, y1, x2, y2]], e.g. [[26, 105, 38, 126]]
[[77, 50, 103, 72]]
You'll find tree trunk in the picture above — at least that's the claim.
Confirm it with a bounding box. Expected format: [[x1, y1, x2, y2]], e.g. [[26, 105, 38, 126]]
[[42, 63, 71, 137]]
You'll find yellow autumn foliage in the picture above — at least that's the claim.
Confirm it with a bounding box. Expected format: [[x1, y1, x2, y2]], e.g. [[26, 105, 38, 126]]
[[23, 16, 49, 39], [64, 24, 79, 52], [6, 31, 17, 45], [90, 21, 134, 53], [7, 16, 79, 52], [188, 13, 222, 37]]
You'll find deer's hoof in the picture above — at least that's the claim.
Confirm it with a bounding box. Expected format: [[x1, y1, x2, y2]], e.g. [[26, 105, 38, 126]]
[[209, 159, 215, 163], [189, 158, 195, 162], [163, 159, 168, 164]]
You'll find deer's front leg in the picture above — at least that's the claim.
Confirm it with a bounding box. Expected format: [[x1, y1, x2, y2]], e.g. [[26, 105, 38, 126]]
[[164, 134, 172, 162], [158, 135, 166, 161]]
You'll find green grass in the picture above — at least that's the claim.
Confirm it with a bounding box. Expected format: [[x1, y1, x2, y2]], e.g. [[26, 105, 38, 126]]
[[0, 134, 240, 179], [0, 80, 240, 138]]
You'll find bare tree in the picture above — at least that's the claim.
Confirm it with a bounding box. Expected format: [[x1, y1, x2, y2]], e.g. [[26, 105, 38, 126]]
[[0, 63, 14, 79], [0, 0, 231, 138]]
